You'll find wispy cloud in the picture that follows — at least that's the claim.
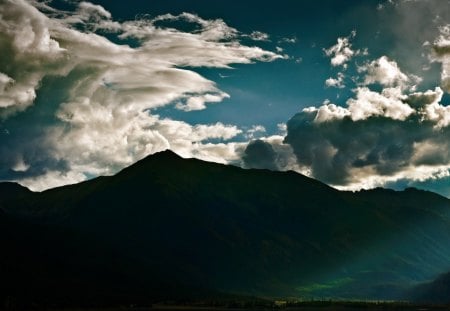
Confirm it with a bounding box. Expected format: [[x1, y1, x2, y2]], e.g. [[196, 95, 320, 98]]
[[0, 0, 281, 190], [432, 24, 450, 92]]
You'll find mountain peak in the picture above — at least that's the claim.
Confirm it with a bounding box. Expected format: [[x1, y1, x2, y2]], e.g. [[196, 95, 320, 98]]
[[151, 149, 182, 158], [136, 149, 183, 164]]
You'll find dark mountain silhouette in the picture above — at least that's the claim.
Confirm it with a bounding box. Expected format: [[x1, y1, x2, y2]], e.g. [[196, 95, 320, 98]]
[[409, 272, 450, 304], [1, 150, 450, 306]]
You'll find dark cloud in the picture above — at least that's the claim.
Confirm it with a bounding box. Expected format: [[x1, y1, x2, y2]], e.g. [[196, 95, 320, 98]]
[[283, 101, 450, 186], [243, 139, 278, 170], [0, 127, 69, 181]]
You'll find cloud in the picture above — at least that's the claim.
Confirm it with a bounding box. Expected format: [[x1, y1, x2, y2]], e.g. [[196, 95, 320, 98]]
[[432, 24, 450, 92], [283, 85, 450, 190], [0, 131, 72, 185], [0, 0, 281, 190], [358, 56, 421, 90], [306, 86, 415, 122], [175, 93, 230, 111], [325, 72, 345, 88], [374, 0, 450, 94], [360, 56, 408, 86], [242, 136, 300, 172], [409, 87, 450, 129], [197, 1, 449, 196], [0, 0, 66, 118], [347, 86, 414, 121], [278, 37, 297, 44], [306, 101, 351, 123], [50, 110, 244, 178], [243, 139, 278, 170], [245, 125, 266, 139], [323, 31, 360, 69], [248, 31, 270, 41]]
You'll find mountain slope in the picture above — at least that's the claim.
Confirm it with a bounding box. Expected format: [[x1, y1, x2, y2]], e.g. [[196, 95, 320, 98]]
[[410, 272, 450, 304], [1, 150, 450, 305]]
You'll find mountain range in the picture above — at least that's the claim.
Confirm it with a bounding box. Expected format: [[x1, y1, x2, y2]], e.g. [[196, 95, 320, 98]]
[[1, 150, 450, 307]]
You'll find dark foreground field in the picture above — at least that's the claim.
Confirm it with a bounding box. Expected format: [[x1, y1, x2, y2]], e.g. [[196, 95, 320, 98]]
[[11, 301, 450, 311]]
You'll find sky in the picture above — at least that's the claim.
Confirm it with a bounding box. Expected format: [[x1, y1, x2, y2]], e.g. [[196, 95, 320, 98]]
[[1, 0, 450, 197]]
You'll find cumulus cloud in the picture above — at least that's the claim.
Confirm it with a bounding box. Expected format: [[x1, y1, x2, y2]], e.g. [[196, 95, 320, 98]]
[[0, 0, 281, 190], [242, 136, 300, 172], [409, 87, 450, 129], [323, 31, 360, 69], [360, 56, 408, 86], [240, 2, 450, 195], [175, 93, 230, 111], [243, 140, 278, 170], [325, 72, 345, 88], [283, 85, 450, 190], [347, 87, 414, 121], [306, 87, 414, 123], [358, 56, 421, 90], [279, 42, 450, 191], [308, 101, 351, 123]]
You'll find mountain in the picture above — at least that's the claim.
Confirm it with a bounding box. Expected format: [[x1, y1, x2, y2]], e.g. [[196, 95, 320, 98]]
[[1, 150, 450, 307], [409, 272, 450, 304]]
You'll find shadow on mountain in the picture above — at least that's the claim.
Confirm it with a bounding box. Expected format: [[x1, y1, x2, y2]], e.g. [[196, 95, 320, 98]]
[[1, 150, 450, 307], [409, 272, 450, 304]]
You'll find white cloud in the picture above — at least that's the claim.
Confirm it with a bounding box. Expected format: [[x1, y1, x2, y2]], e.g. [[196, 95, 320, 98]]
[[410, 87, 450, 129], [245, 125, 266, 139], [18, 170, 87, 192], [324, 31, 359, 69], [307, 86, 416, 123], [0, 0, 281, 190], [12, 156, 30, 173], [347, 86, 414, 121], [149, 12, 238, 42], [248, 31, 270, 41], [0, 0, 66, 117], [176, 93, 230, 111], [358, 56, 421, 89], [191, 142, 246, 165], [325, 72, 345, 88], [277, 123, 287, 134], [336, 164, 450, 193], [305, 100, 351, 123]]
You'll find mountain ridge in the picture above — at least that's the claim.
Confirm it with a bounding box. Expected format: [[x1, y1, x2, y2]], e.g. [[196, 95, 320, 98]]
[[2, 149, 442, 199]]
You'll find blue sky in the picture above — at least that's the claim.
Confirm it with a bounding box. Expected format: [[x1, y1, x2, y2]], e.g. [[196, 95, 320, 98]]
[[1, 0, 450, 197]]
